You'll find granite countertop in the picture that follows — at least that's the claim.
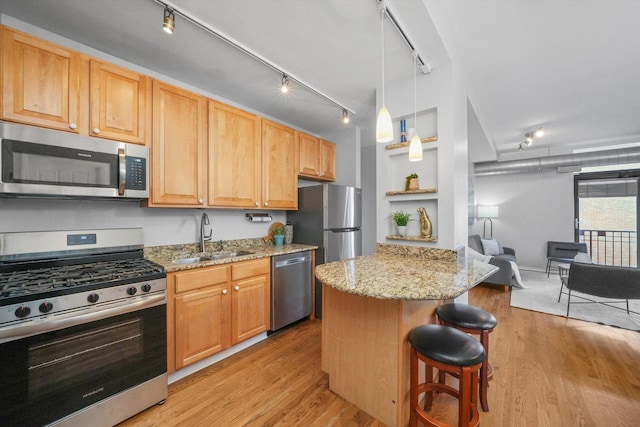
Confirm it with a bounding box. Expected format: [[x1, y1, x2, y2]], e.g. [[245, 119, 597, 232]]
[[315, 243, 498, 300], [145, 237, 317, 273]]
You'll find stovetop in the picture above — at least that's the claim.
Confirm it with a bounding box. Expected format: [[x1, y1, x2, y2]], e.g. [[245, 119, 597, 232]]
[[0, 257, 165, 303]]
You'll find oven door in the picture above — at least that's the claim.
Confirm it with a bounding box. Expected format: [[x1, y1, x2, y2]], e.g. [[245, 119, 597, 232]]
[[0, 304, 166, 427]]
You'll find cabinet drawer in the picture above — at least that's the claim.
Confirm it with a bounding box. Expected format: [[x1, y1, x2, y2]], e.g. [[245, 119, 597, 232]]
[[175, 265, 229, 293], [232, 258, 270, 281]]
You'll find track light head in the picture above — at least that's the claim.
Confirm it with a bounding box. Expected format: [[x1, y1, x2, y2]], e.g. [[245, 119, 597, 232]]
[[534, 128, 544, 138], [342, 109, 350, 124], [163, 7, 175, 34], [280, 74, 289, 93]]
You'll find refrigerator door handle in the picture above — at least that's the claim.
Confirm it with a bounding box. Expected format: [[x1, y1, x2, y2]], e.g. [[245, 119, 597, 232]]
[[326, 227, 361, 233]]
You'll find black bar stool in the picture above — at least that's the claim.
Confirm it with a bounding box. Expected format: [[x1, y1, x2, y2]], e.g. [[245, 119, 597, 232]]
[[435, 303, 497, 412], [409, 324, 485, 427]]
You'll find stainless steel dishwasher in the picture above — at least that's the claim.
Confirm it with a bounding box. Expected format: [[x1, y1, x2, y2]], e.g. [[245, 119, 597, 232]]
[[271, 251, 312, 331]]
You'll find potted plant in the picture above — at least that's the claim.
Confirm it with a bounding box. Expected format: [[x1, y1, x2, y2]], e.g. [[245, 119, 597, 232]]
[[273, 226, 286, 245], [389, 211, 413, 236], [405, 173, 419, 191]]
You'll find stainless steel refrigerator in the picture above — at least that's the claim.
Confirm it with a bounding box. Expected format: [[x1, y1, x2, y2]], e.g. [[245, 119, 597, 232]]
[[287, 184, 362, 317]]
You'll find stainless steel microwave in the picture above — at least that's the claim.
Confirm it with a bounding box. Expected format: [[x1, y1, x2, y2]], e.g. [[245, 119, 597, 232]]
[[0, 122, 149, 199]]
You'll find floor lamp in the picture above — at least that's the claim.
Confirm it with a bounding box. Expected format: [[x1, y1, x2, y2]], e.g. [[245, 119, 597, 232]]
[[477, 205, 499, 238]]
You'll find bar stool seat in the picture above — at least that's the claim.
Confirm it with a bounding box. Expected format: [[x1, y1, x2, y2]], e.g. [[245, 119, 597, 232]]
[[409, 324, 486, 427], [436, 303, 497, 412]]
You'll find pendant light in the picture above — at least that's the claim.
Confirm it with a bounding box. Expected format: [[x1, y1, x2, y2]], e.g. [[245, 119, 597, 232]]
[[409, 51, 422, 161], [376, 4, 393, 143]]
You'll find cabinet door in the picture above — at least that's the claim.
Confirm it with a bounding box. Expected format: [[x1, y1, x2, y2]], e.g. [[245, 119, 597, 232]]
[[298, 132, 321, 178], [261, 119, 298, 210], [231, 274, 270, 345], [90, 59, 150, 144], [208, 100, 261, 208], [1, 27, 80, 132], [321, 140, 336, 181], [150, 81, 206, 206], [175, 285, 231, 369]]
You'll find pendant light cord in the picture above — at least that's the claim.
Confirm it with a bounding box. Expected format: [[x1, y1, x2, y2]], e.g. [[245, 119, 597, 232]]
[[413, 51, 417, 135], [380, 6, 386, 107]]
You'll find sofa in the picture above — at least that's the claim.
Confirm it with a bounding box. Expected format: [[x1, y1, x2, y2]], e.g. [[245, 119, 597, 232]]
[[468, 234, 516, 288]]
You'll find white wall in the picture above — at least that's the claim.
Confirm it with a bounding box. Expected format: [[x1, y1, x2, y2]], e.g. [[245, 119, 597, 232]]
[[469, 170, 575, 270]]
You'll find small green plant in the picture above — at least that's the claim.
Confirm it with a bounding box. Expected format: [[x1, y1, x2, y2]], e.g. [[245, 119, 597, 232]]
[[273, 226, 285, 235], [389, 211, 412, 226], [405, 173, 419, 190]]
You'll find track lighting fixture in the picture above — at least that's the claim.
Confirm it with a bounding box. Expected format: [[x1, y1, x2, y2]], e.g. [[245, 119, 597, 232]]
[[280, 74, 290, 93], [409, 52, 422, 162], [162, 6, 175, 34], [342, 109, 350, 124], [154, 0, 354, 125], [518, 127, 544, 150], [376, 2, 393, 143]]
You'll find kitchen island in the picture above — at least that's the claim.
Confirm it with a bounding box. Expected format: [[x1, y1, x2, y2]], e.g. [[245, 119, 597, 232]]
[[315, 243, 498, 427]]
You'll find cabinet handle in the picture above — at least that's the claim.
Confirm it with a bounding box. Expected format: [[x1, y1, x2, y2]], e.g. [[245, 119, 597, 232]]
[[68, 123, 77, 130], [255, 202, 259, 207], [234, 285, 240, 291], [92, 127, 101, 134], [222, 289, 228, 295], [264, 202, 268, 207], [198, 199, 204, 204]]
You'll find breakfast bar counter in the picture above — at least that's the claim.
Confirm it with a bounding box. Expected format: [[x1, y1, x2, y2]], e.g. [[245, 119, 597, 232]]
[[316, 243, 497, 427]]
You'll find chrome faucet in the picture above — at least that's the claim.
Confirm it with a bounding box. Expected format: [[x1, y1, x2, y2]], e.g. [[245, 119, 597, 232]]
[[200, 213, 212, 253], [219, 240, 225, 252]]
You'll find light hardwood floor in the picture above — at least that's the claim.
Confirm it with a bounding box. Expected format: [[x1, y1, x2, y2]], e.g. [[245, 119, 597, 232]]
[[120, 285, 640, 427]]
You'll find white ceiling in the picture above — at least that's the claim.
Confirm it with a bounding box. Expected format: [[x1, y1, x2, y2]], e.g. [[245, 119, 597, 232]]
[[0, 0, 638, 164]]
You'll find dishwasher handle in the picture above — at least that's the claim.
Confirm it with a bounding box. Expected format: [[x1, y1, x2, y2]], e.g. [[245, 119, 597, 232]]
[[275, 254, 310, 268]]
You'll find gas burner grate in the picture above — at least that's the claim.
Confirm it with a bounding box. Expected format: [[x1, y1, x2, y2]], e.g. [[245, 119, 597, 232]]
[[0, 258, 164, 300]]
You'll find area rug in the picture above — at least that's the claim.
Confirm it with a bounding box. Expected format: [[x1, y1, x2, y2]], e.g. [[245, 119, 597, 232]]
[[510, 270, 640, 331]]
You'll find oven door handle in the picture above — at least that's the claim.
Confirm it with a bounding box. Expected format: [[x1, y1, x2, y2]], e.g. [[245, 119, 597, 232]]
[[0, 294, 166, 344]]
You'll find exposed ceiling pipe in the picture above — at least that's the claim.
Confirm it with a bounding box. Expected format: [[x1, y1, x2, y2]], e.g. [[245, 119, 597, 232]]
[[474, 147, 640, 176]]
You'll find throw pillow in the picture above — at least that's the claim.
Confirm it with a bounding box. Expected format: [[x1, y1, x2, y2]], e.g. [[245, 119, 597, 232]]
[[481, 238, 500, 256], [497, 241, 505, 255]]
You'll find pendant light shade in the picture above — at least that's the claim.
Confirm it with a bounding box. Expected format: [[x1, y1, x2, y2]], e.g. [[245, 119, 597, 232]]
[[376, 107, 393, 142], [409, 134, 422, 161], [376, 4, 393, 143], [409, 51, 422, 161]]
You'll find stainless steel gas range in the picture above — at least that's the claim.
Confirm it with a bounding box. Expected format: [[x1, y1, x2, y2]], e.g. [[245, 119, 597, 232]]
[[0, 228, 167, 427]]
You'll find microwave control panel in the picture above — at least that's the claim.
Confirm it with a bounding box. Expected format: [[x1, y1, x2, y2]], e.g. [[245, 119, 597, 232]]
[[125, 157, 146, 190]]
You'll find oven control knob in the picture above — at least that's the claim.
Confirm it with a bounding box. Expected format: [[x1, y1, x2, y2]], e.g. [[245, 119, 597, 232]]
[[141, 284, 152, 293], [39, 302, 53, 313], [15, 305, 31, 318], [127, 286, 138, 296], [87, 293, 100, 304]]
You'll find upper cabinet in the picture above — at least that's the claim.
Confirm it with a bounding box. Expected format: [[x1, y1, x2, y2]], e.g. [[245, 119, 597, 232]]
[[89, 59, 150, 145], [262, 119, 298, 210], [208, 100, 261, 208], [298, 131, 336, 182], [1, 26, 150, 145], [1, 27, 80, 133], [149, 81, 207, 207]]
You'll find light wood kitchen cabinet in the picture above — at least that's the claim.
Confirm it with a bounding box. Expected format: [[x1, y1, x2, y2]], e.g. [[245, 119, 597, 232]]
[[320, 139, 336, 181], [208, 100, 261, 208], [1, 26, 80, 133], [148, 80, 207, 207], [262, 119, 299, 209], [297, 131, 336, 181], [89, 59, 150, 144], [231, 258, 271, 344], [169, 265, 231, 372], [168, 258, 271, 373]]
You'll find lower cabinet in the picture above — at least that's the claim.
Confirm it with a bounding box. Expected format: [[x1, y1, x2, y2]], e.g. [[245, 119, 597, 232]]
[[168, 258, 271, 373]]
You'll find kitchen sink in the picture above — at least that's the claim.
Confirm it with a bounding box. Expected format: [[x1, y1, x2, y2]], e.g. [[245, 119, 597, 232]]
[[171, 251, 253, 264], [209, 250, 253, 259], [172, 256, 211, 264]]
